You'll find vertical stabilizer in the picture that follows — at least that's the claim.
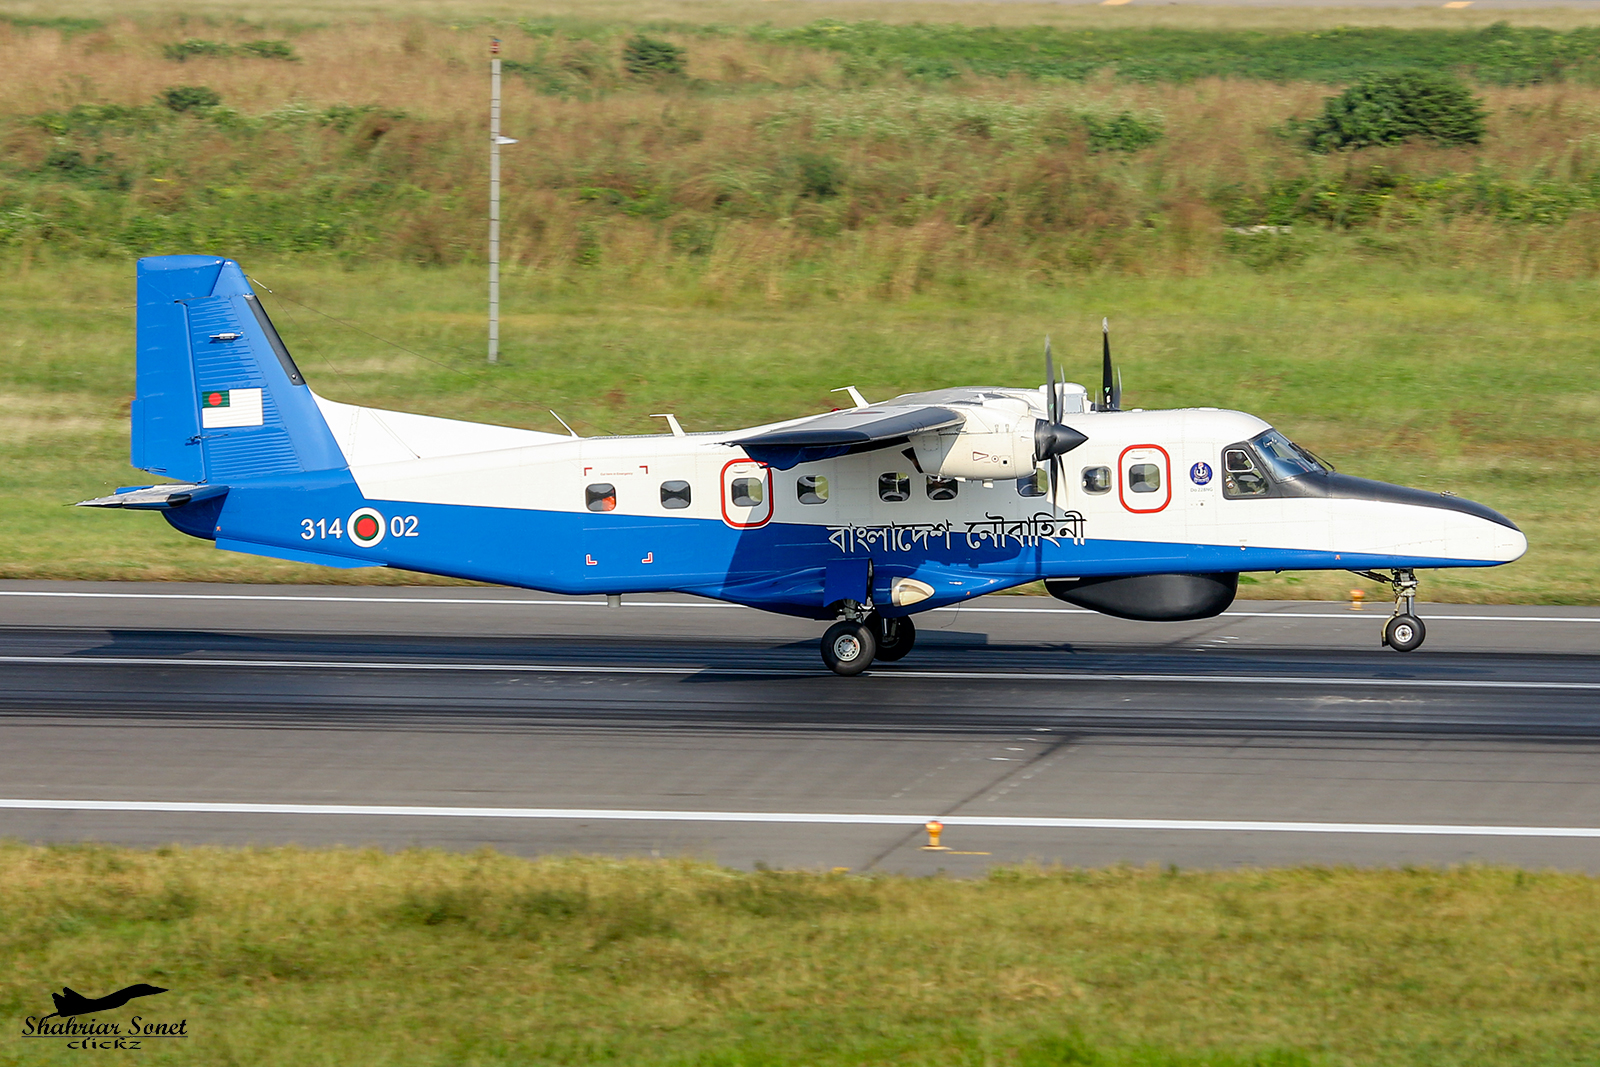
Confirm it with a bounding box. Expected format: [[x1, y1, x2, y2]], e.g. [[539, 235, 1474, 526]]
[[132, 256, 345, 482]]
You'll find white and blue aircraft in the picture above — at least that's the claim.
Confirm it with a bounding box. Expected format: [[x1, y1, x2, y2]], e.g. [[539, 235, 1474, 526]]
[[81, 256, 1526, 674]]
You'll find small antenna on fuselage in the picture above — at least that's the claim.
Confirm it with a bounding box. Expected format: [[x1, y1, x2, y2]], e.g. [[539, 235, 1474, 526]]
[[550, 410, 579, 437]]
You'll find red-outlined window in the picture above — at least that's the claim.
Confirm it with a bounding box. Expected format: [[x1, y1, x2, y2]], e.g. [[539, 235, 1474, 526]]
[[1118, 444, 1171, 514], [720, 458, 773, 528]]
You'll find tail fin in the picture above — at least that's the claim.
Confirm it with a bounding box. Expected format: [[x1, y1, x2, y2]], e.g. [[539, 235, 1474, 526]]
[[132, 256, 345, 483]]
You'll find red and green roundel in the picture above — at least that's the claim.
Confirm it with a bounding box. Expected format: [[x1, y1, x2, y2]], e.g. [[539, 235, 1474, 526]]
[[347, 507, 386, 549]]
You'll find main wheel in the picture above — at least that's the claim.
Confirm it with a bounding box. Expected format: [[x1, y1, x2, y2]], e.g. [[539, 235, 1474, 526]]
[[821, 620, 876, 676], [1383, 613, 1426, 652], [871, 615, 917, 662]]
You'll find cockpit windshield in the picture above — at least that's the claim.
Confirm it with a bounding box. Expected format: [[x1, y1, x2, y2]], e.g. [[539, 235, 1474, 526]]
[[1249, 429, 1330, 480]]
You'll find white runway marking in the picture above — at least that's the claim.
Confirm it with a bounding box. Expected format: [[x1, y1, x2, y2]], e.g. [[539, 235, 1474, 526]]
[[1, 589, 1596, 623], [2, 797, 1599, 838], [1, 654, 1596, 690]]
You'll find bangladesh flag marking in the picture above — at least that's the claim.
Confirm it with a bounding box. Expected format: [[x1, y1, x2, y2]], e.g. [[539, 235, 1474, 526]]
[[199, 387, 264, 429], [352, 514, 381, 541]]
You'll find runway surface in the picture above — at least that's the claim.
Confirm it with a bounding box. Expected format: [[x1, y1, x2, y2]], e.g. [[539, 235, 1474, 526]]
[[2, 581, 1598, 873]]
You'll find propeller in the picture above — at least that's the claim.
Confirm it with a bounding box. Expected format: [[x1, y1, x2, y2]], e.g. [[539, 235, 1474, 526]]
[[1034, 335, 1087, 508], [1100, 317, 1121, 412]]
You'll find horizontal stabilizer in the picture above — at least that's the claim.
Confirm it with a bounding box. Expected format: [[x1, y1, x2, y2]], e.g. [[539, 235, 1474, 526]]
[[726, 405, 964, 470], [75, 483, 229, 510]]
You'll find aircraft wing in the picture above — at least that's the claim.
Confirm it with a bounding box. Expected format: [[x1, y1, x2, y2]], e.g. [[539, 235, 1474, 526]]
[[75, 483, 229, 509], [725, 405, 965, 470]]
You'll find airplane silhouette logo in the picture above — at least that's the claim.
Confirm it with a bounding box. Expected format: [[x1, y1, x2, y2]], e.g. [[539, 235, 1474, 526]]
[[41, 985, 167, 1020]]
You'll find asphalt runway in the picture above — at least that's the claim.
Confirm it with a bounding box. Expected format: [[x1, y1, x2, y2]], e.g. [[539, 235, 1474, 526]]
[[1, 580, 1598, 873]]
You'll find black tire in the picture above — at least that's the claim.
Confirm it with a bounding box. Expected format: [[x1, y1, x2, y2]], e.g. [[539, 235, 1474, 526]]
[[871, 615, 917, 662], [821, 620, 876, 676], [1383, 613, 1426, 652]]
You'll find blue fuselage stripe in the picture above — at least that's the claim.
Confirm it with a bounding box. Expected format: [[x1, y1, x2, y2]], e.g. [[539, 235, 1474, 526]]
[[202, 477, 1496, 618]]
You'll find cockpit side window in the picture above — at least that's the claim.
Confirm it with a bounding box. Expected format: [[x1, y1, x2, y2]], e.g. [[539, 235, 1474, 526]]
[[1250, 428, 1327, 480], [1222, 448, 1269, 499]]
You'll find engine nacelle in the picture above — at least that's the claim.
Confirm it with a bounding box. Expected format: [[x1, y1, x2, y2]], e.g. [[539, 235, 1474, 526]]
[[908, 402, 1037, 481], [1045, 573, 1239, 622]]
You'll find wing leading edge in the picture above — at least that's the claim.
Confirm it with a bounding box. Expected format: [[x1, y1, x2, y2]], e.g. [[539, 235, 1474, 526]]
[[725, 405, 964, 470]]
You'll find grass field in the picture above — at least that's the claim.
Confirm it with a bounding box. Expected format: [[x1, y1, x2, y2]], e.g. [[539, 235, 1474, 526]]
[[2, 843, 1599, 1066], [2, 254, 1595, 601], [0, 7, 1596, 601]]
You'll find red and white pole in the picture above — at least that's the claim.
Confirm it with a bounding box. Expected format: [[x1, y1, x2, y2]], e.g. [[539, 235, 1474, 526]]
[[488, 36, 502, 364]]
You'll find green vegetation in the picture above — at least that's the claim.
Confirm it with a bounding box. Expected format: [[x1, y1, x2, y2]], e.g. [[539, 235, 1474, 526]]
[[0, 13, 1595, 599], [158, 85, 221, 113], [5, 18, 1600, 274], [622, 32, 686, 78], [2, 256, 1595, 602], [162, 37, 298, 63], [1305, 72, 1488, 153], [761, 20, 1600, 86], [3, 843, 1599, 1065]]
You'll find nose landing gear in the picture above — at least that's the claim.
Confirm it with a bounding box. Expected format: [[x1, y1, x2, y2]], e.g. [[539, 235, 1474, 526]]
[[1356, 568, 1427, 652]]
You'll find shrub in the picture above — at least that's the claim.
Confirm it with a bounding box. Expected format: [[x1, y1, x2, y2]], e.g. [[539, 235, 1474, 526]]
[[1304, 70, 1488, 152], [161, 85, 222, 113], [239, 40, 297, 61], [623, 34, 685, 77], [163, 38, 231, 62], [796, 152, 846, 198], [1083, 110, 1164, 153], [163, 38, 298, 62]]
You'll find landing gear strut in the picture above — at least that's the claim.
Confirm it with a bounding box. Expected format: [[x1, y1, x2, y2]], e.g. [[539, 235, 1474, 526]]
[[870, 614, 917, 662], [1355, 568, 1426, 652]]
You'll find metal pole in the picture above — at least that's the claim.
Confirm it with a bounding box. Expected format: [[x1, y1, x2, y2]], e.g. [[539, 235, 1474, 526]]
[[488, 42, 501, 364]]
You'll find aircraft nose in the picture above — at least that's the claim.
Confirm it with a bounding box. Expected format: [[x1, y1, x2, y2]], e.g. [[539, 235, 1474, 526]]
[[1435, 501, 1526, 565], [1490, 519, 1528, 564]]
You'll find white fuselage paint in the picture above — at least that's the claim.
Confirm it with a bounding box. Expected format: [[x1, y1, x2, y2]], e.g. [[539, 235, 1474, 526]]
[[314, 391, 1525, 571]]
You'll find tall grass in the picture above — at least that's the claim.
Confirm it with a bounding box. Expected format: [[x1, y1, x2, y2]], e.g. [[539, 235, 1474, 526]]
[[3, 843, 1599, 1065], [5, 18, 1600, 287]]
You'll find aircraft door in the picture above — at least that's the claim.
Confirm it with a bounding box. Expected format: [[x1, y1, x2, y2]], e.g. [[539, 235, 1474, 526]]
[[720, 459, 773, 529], [1118, 445, 1171, 514], [580, 462, 646, 581]]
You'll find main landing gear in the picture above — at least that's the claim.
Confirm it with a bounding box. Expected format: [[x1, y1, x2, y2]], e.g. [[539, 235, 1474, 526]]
[[1356, 568, 1427, 653], [819, 607, 918, 675]]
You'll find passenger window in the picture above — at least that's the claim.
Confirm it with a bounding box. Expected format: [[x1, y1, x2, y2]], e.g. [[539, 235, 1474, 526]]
[[585, 483, 616, 513], [1128, 463, 1162, 494], [1223, 448, 1269, 499], [878, 473, 911, 503], [1081, 466, 1111, 494], [797, 475, 829, 505], [926, 476, 959, 502], [660, 480, 691, 510], [729, 477, 764, 508], [1018, 469, 1047, 498]]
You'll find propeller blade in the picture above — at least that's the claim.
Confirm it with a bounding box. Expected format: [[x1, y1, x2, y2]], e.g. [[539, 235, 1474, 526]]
[[1114, 366, 1123, 411], [1100, 317, 1116, 412], [1050, 453, 1061, 510], [1044, 335, 1057, 425]]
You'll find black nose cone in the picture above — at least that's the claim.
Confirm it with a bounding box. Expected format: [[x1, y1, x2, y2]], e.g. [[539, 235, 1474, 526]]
[[1035, 422, 1087, 462]]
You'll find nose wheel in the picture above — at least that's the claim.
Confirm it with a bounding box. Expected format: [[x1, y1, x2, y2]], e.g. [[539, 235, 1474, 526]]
[[1357, 568, 1427, 652], [1383, 612, 1426, 652]]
